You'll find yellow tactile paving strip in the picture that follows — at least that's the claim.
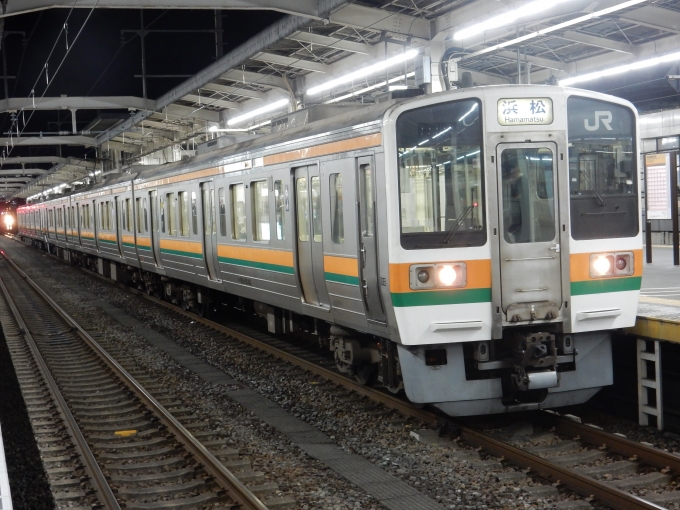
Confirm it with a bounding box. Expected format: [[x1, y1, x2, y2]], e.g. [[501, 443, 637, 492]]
[[626, 296, 680, 343]]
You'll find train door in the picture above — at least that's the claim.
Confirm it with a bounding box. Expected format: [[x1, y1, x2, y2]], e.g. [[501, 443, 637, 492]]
[[200, 182, 220, 280], [496, 142, 562, 322], [149, 191, 162, 267], [114, 197, 123, 257], [356, 156, 386, 324], [294, 165, 329, 307]]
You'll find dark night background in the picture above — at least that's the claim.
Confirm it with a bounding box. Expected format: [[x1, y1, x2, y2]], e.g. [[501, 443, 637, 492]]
[[0, 7, 283, 159]]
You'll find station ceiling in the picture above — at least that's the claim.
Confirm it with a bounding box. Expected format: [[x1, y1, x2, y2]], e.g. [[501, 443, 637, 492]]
[[1, 0, 680, 201]]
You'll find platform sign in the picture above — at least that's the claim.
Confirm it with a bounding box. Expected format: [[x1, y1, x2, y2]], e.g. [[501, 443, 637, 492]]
[[645, 153, 672, 220]]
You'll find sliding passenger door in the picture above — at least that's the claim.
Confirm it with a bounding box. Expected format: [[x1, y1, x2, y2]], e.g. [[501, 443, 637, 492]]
[[149, 191, 162, 267], [294, 165, 329, 307], [357, 156, 386, 324], [200, 182, 220, 280]]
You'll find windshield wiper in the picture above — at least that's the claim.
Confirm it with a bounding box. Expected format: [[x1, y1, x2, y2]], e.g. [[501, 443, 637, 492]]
[[443, 203, 477, 244], [579, 170, 607, 207]]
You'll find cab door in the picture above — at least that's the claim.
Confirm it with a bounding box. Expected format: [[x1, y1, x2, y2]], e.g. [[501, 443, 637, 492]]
[[200, 182, 220, 280], [357, 156, 386, 324], [496, 142, 562, 322], [294, 165, 329, 307]]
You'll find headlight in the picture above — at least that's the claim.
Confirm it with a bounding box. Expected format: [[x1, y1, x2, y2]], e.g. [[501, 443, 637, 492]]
[[589, 252, 634, 278], [410, 262, 467, 290], [3, 215, 13, 229], [438, 265, 457, 286]]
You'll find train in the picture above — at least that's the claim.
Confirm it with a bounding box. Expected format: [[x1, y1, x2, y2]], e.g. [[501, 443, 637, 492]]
[[17, 85, 642, 416]]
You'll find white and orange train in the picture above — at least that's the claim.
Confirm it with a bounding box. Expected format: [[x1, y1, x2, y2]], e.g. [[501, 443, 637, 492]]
[[18, 85, 641, 416]]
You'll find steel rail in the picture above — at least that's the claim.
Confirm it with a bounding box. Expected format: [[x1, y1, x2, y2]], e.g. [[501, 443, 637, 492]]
[[549, 412, 680, 473], [125, 284, 442, 427], [8, 241, 677, 510], [458, 427, 667, 510], [0, 263, 122, 510], [0, 251, 268, 510]]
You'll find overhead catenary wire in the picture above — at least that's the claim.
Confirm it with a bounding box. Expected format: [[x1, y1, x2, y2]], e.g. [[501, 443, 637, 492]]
[[2, 0, 102, 169]]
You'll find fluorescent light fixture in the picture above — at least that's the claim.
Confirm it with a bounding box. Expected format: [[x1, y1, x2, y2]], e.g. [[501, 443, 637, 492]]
[[559, 50, 680, 86], [227, 98, 289, 126], [388, 85, 408, 91], [459, 103, 478, 122], [459, 0, 646, 62], [453, 0, 572, 40], [325, 72, 415, 104], [308, 49, 419, 96]]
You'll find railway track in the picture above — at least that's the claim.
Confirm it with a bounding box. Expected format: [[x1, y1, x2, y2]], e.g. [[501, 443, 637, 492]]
[[86, 263, 680, 510], [5, 241, 680, 510], [0, 251, 269, 510]]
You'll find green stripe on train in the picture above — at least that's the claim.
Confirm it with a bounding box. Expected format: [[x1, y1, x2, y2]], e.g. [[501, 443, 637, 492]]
[[391, 288, 492, 307], [160, 248, 204, 260], [218, 256, 294, 275], [570, 276, 642, 296], [325, 272, 359, 285]]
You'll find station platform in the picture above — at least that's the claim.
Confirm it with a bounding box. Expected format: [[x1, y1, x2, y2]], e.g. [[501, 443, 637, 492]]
[[626, 246, 680, 343], [0, 424, 13, 510]]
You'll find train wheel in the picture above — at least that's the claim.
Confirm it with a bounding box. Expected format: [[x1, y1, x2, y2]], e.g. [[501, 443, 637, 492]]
[[354, 363, 377, 386]]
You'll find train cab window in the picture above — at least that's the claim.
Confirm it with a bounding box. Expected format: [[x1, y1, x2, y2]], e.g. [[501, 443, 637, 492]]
[[167, 193, 177, 236], [218, 188, 227, 237], [191, 192, 198, 235], [179, 191, 189, 236], [252, 181, 270, 242], [329, 174, 344, 244], [274, 180, 285, 241], [396, 98, 485, 249], [567, 96, 638, 239], [231, 184, 246, 241]]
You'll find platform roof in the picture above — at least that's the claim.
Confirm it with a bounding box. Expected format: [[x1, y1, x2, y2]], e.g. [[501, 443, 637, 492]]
[[3, 0, 680, 201]]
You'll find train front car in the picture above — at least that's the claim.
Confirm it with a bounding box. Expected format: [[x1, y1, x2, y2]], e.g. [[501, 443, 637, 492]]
[[383, 86, 641, 416]]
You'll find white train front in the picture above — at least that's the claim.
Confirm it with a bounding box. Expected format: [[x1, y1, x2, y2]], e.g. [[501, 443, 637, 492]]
[[18, 85, 642, 416]]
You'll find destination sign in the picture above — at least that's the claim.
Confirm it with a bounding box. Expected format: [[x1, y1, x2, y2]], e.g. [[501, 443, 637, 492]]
[[497, 97, 553, 126]]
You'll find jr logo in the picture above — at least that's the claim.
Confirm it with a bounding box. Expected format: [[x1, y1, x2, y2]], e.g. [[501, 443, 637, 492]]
[[584, 111, 613, 131]]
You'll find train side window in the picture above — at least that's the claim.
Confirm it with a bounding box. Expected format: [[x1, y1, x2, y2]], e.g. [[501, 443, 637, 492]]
[[329, 174, 344, 244], [191, 192, 198, 235], [311, 176, 322, 242], [179, 191, 189, 236], [143, 198, 149, 232], [167, 193, 177, 235], [252, 180, 270, 242], [218, 187, 227, 237], [230, 183, 246, 241], [274, 180, 285, 240]]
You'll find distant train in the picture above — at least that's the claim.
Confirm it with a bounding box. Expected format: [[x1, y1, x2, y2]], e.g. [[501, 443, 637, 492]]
[[18, 85, 641, 416], [1, 209, 17, 235]]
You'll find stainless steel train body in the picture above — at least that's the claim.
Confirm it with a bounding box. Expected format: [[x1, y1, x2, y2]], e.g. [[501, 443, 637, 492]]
[[18, 85, 642, 416]]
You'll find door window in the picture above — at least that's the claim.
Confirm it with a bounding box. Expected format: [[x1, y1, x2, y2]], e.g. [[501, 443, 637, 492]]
[[218, 187, 227, 236], [311, 176, 322, 242], [191, 192, 198, 235], [330, 173, 344, 244], [231, 184, 246, 240], [296, 178, 309, 242], [500, 147, 556, 244], [179, 191, 189, 236], [252, 181, 270, 242], [274, 180, 285, 240]]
